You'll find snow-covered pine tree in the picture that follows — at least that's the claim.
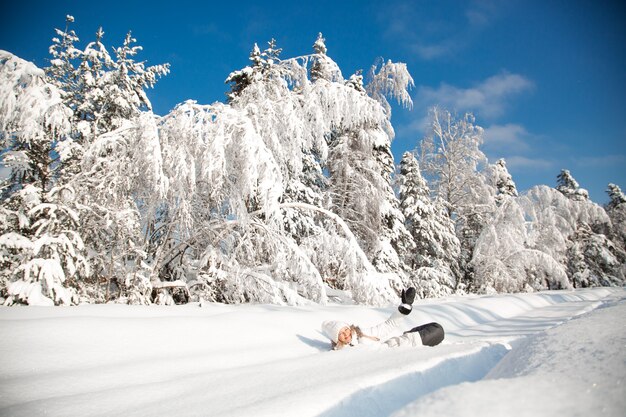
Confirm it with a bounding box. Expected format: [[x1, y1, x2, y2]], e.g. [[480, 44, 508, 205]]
[[0, 51, 88, 305], [607, 183, 626, 207], [310, 33, 342, 83], [605, 183, 626, 249], [73, 26, 116, 137], [398, 152, 460, 297], [49, 23, 170, 303], [566, 222, 626, 288], [556, 169, 589, 201], [109, 31, 170, 117], [45, 16, 85, 180], [46, 15, 81, 110], [490, 158, 518, 206], [418, 107, 495, 291], [225, 44, 260, 102], [552, 171, 625, 286], [370, 134, 414, 285]]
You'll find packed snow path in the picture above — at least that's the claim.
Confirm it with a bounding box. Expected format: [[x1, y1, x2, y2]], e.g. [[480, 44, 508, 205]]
[[0, 287, 624, 417]]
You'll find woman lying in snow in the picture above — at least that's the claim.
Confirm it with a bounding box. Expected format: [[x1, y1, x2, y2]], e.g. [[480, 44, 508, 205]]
[[322, 288, 444, 350]]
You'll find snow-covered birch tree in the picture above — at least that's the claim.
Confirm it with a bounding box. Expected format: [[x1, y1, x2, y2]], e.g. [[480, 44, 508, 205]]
[[417, 107, 495, 290]]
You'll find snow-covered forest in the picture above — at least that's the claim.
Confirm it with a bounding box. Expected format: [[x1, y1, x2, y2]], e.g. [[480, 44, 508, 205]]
[[1, 17, 625, 307]]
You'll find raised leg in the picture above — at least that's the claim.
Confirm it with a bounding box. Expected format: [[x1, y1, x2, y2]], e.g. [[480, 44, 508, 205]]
[[405, 322, 444, 346]]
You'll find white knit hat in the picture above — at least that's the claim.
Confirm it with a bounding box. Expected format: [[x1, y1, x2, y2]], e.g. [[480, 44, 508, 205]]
[[322, 320, 350, 343]]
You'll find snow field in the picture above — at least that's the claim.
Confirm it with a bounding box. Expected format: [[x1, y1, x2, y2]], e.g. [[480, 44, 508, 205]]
[[0, 287, 624, 417]]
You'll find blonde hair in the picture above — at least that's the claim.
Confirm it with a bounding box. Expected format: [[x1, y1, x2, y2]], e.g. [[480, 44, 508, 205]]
[[331, 325, 379, 350]]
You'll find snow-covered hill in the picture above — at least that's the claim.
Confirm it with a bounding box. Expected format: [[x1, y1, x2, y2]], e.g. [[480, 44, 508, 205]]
[[1, 287, 624, 417]]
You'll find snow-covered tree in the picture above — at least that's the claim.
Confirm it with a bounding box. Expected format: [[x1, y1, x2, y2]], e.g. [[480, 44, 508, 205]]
[[566, 222, 626, 288], [45, 20, 170, 303], [398, 152, 460, 297], [366, 58, 414, 116], [490, 158, 518, 206], [370, 136, 415, 283], [345, 70, 366, 93], [0, 51, 89, 305], [418, 107, 495, 289], [472, 196, 571, 293], [605, 183, 626, 249], [556, 169, 589, 201], [156, 35, 418, 305], [46, 15, 81, 105], [520, 186, 609, 261], [309, 33, 341, 83], [225, 39, 285, 103], [326, 64, 413, 289], [77, 113, 167, 303], [510, 185, 626, 289]]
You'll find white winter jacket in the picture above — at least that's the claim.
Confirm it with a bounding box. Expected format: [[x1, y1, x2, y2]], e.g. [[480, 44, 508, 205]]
[[343, 310, 423, 349]]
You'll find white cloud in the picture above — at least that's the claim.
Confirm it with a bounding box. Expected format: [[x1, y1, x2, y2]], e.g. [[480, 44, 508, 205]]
[[411, 39, 460, 61], [505, 156, 554, 171], [415, 72, 534, 119], [483, 123, 532, 152]]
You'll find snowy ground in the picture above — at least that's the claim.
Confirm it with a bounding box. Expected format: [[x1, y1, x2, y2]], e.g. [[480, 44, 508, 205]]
[[0, 287, 624, 417]]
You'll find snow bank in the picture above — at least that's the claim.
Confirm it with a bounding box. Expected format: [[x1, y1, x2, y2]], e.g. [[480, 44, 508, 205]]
[[0, 287, 623, 417], [392, 298, 626, 417]]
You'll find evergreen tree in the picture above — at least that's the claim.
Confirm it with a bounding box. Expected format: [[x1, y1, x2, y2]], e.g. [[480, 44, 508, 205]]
[[344, 70, 366, 92], [556, 169, 589, 201], [567, 222, 626, 288], [370, 135, 414, 283], [74, 26, 115, 136], [47, 21, 169, 302], [45, 16, 86, 180], [225, 44, 262, 102], [605, 183, 626, 249], [491, 158, 518, 206], [0, 51, 88, 305], [109, 31, 170, 117], [310, 33, 341, 82], [398, 152, 460, 297], [607, 183, 626, 207], [225, 39, 284, 102], [46, 15, 81, 105]]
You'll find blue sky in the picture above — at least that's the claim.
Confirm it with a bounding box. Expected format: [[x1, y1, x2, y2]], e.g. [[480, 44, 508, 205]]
[[1, 0, 624, 203]]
